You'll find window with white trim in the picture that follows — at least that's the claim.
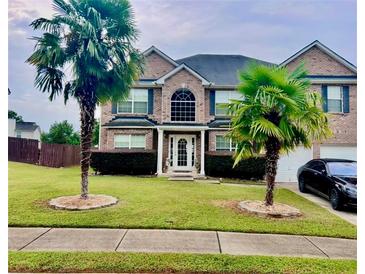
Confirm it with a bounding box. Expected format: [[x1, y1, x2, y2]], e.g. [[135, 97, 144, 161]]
[[216, 135, 236, 151], [117, 89, 148, 114], [16, 131, 21, 138], [114, 134, 146, 149], [215, 90, 241, 116], [327, 86, 343, 113], [171, 89, 196, 122]]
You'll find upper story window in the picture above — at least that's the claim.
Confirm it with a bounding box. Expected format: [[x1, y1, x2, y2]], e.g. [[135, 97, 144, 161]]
[[327, 86, 343, 113], [216, 135, 236, 151], [114, 134, 146, 149], [117, 89, 148, 114], [171, 89, 195, 122], [215, 90, 241, 116]]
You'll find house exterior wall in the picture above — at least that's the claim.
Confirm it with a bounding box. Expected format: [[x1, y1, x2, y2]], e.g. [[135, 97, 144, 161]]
[[161, 68, 206, 123], [208, 130, 229, 151], [99, 44, 357, 176], [141, 52, 176, 79], [103, 128, 154, 150], [285, 46, 355, 76], [312, 84, 357, 145], [284, 45, 357, 160]]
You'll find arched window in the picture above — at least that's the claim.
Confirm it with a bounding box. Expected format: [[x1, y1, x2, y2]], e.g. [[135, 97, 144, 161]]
[[171, 89, 196, 122]]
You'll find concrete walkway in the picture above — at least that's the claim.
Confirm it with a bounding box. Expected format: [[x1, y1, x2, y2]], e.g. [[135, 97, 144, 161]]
[[8, 227, 356, 259]]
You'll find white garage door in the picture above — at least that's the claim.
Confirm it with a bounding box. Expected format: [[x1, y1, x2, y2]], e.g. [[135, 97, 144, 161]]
[[276, 147, 313, 183], [320, 145, 357, 161]]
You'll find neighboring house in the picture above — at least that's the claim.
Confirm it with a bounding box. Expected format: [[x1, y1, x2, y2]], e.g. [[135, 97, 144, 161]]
[[99, 40, 357, 182], [8, 119, 41, 141]]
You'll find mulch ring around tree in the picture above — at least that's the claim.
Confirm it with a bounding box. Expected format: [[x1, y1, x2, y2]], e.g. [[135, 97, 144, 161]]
[[213, 200, 302, 219], [49, 194, 118, 211], [238, 200, 302, 218]]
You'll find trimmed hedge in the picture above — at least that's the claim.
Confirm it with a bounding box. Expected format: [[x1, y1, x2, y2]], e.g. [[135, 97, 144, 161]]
[[90, 150, 157, 175], [205, 152, 266, 180]]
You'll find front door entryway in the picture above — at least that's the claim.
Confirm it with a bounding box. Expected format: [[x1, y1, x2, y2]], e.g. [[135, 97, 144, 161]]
[[169, 135, 196, 171]]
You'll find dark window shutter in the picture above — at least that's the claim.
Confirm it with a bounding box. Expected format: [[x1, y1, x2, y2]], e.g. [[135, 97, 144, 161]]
[[321, 85, 328, 112], [343, 86, 350, 113], [148, 88, 154, 114], [210, 90, 216, 115], [111, 102, 118, 114]]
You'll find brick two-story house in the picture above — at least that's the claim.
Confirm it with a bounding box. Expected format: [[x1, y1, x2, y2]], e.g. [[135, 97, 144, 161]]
[[99, 40, 357, 182]]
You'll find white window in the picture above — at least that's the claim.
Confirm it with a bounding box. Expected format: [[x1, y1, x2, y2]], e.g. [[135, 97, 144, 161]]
[[215, 90, 241, 116], [117, 89, 148, 114], [114, 134, 146, 149], [327, 86, 343, 113], [216, 135, 236, 151], [16, 131, 21, 138]]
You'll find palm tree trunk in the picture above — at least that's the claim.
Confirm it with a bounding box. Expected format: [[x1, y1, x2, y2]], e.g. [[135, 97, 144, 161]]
[[264, 137, 281, 206], [79, 96, 96, 199]]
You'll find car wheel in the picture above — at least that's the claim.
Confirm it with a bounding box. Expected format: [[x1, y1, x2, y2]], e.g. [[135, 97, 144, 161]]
[[298, 177, 307, 193], [330, 188, 343, 210]]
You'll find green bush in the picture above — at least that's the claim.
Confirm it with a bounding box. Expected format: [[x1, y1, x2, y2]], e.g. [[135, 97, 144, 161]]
[[205, 152, 266, 180], [90, 150, 157, 175]]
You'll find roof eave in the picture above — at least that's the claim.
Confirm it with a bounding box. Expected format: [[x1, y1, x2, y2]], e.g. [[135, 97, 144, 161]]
[[154, 64, 212, 86]]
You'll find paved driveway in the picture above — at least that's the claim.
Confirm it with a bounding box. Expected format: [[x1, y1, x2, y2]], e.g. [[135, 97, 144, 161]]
[[278, 182, 357, 225]]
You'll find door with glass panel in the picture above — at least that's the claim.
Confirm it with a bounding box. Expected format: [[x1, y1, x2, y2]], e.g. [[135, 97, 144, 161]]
[[169, 135, 196, 171]]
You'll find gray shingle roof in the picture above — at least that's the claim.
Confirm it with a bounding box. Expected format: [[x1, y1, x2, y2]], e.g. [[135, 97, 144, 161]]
[[208, 119, 231, 128], [176, 54, 276, 86], [103, 117, 156, 127], [15, 122, 39, 131]]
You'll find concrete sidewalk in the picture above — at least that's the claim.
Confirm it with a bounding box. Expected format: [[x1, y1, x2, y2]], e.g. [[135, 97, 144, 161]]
[[8, 227, 356, 259]]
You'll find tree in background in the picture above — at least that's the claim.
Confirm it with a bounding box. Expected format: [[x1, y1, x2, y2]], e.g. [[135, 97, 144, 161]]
[[228, 63, 331, 206], [27, 0, 143, 199], [41, 120, 80, 145], [8, 110, 23, 122]]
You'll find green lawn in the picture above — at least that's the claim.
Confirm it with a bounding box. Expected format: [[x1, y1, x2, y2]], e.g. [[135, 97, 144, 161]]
[[8, 161, 356, 238], [8, 251, 356, 274]]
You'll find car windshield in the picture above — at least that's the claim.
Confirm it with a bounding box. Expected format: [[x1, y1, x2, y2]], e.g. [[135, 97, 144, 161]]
[[327, 162, 357, 176]]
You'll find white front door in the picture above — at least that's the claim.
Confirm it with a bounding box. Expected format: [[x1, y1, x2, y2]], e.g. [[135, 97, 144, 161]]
[[169, 135, 196, 171]]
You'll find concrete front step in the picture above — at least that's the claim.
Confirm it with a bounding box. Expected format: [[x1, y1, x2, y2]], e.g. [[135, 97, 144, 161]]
[[168, 177, 194, 181]]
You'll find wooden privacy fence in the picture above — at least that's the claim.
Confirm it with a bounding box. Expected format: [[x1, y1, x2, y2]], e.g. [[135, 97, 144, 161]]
[[39, 143, 81, 167], [8, 137, 39, 164], [9, 137, 81, 167]]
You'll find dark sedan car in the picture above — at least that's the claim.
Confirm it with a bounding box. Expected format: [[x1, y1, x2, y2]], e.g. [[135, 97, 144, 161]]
[[297, 159, 357, 210]]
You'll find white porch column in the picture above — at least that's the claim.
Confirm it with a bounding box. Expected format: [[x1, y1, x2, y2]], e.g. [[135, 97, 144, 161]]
[[200, 130, 205, 176], [157, 129, 164, 175]]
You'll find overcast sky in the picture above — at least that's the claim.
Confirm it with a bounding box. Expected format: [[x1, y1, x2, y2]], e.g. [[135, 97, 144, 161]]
[[8, 0, 357, 132]]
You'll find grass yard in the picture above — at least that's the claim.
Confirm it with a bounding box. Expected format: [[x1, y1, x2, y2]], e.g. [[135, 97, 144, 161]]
[[8, 251, 356, 274], [8, 162, 356, 238]]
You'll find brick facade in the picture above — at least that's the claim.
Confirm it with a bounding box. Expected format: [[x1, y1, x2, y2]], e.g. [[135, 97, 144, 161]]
[[161, 68, 206, 123], [141, 52, 176, 79], [99, 44, 357, 173], [102, 129, 154, 150], [285, 46, 355, 76]]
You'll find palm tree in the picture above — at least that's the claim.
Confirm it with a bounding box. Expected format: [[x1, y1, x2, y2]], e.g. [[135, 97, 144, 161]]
[[27, 0, 143, 199], [228, 63, 331, 206]]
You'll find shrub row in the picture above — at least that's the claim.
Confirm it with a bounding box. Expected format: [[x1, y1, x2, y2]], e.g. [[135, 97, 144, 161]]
[[90, 150, 157, 175], [205, 152, 266, 180]]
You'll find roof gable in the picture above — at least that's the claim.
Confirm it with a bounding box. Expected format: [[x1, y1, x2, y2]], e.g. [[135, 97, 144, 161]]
[[280, 40, 356, 74], [143, 46, 178, 67], [155, 63, 211, 85]]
